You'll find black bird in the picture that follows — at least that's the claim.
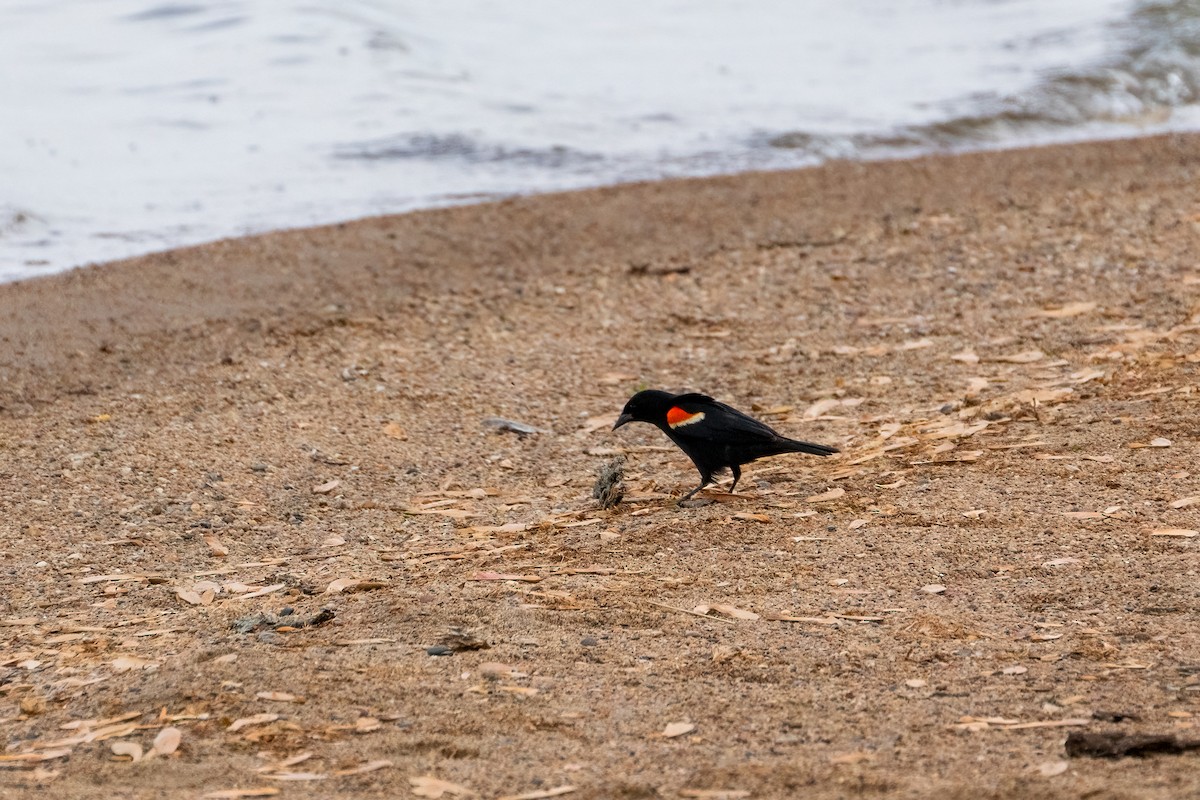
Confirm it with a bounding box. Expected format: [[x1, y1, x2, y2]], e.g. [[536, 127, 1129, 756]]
[[613, 389, 838, 501]]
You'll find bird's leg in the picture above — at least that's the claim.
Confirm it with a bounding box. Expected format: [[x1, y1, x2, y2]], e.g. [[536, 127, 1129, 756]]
[[679, 476, 711, 502], [728, 464, 741, 494]]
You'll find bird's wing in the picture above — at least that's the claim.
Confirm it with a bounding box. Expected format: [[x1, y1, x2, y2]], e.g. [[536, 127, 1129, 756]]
[[664, 395, 780, 441]]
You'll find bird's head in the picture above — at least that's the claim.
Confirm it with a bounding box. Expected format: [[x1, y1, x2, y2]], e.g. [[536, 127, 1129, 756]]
[[613, 389, 676, 430]]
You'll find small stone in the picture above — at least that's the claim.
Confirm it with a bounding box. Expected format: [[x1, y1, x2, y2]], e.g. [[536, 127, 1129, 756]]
[[580, 637, 598, 647], [426, 645, 453, 656]]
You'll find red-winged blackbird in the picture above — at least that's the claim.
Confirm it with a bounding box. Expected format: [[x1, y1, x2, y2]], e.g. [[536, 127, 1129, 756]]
[[613, 389, 838, 501]]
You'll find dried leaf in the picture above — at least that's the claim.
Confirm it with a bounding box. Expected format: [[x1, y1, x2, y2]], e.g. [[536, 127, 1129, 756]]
[[847, 519, 867, 530], [110, 741, 143, 762], [264, 772, 326, 781], [410, 775, 473, 798], [227, 713, 280, 732], [382, 422, 407, 440], [921, 584, 946, 594], [151, 726, 182, 755], [311, 479, 341, 495], [1170, 496, 1200, 509], [805, 487, 845, 503], [662, 721, 696, 738]]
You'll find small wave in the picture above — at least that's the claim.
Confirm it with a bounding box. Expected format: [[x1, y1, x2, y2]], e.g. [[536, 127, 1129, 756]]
[[334, 133, 604, 170], [767, 0, 1200, 158]]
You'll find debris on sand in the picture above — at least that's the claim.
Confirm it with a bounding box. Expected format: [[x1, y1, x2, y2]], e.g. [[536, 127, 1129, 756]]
[[592, 457, 625, 509], [483, 417, 549, 437], [1066, 731, 1200, 758], [232, 608, 335, 634]]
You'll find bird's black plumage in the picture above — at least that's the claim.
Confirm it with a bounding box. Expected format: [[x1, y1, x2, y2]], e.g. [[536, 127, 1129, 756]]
[[613, 389, 838, 500]]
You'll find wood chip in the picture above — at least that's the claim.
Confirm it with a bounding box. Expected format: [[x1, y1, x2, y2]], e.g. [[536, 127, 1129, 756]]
[[764, 614, 840, 625], [707, 604, 760, 621], [678, 791, 750, 799], [151, 726, 182, 756], [1037, 761, 1070, 777], [468, 571, 542, 583], [256, 692, 303, 704], [0, 748, 73, 764], [921, 584, 946, 594], [205, 535, 229, 557], [990, 350, 1044, 363], [905, 679, 927, 688], [227, 713, 280, 732], [332, 760, 393, 777], [409, 775, 473, 798], [111, 656, 158, 672], [805, 487, 845, 503], [1038, 301, 1096, 318], [497, 786, 577, 800], [1042, 558, 1080, 567], [1170, 496, 1200, 509], [176, 588, 203, 606], [239, 584, 286, 599], [311, 479, 341, 494], [110, 741, 143, 762], [662, 722, 696, 738], [1150, 529, 1198, 538], [203, 790, 281, 799], [732, 512, 770, 523], [325, 578, 387, 594]]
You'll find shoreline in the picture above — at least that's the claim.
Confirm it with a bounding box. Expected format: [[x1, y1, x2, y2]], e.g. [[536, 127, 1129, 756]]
[[5, 130, 1200, 402]]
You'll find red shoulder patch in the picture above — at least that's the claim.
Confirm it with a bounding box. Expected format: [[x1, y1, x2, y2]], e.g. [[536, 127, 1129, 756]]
[[667, 407, 705, 428]]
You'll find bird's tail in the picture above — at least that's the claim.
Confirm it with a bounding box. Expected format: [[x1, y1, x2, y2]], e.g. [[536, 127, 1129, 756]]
[[781, 438, 839, 457]]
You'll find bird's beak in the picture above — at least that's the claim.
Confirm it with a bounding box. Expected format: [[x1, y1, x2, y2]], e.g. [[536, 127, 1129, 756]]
[[612, 413, 633, 430]]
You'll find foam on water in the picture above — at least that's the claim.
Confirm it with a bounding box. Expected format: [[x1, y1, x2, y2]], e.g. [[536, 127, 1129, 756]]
[[3, 1, 1199, 280]]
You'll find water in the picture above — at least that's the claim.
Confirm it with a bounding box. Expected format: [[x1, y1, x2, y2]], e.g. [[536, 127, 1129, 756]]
[[4, 1, 1200, 281]]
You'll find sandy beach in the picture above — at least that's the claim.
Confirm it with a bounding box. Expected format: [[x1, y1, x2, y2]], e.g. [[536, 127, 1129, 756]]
[[2, 134, 1199, 798]]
